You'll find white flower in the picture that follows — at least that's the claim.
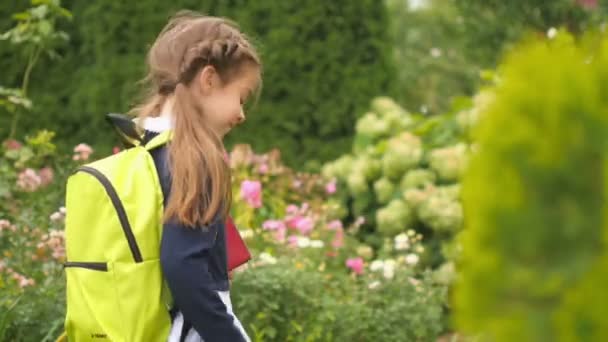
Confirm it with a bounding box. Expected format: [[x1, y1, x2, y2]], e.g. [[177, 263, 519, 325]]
[[356, 245, 373, 258], [59, 206, 67, 215], [405, 253, 419, 266], [430, 47, 442, 58], [297, 237, 311, 248], [310, 240, 325, 248], [547, 27, 557, 39], [394, 233, 410, 250], [240, 229, 254, 239], [368, 281, 381, 290], [383, 259, 396, 279], [259, 252, 277, 265], [415, 245, 425, 253], [370, 260, 385, 272], [49, 212, 63, 222]]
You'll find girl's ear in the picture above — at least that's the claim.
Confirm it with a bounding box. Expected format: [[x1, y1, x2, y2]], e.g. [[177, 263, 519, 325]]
[[198, 65, 218, 94]]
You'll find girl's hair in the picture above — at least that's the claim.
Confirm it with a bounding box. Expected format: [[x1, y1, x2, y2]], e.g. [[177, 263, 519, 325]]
[[130, 11, 261, 227]]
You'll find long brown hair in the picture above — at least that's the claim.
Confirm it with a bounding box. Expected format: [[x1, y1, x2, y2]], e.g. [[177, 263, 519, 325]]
[[130, 11, 261, 227]]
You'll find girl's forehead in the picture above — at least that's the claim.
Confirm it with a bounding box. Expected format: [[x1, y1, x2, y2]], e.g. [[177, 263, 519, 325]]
[[235, 66, 261, 89]]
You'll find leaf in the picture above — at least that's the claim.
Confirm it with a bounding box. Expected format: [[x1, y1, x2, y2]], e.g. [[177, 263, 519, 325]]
[[11, 12, 31, 21], [58, 8, 73, 20], [38, 21, 52, 36], [30, 5, 49, 20]]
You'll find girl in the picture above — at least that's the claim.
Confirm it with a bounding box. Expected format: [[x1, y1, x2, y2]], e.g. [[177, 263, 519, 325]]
[[132, 11, 261, 342]]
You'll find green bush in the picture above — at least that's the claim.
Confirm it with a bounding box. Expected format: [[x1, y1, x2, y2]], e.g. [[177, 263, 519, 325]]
[[0, 0, 396, 166], [455, 32, 608, 341], [321, 96, 472, 270], [232, 261, 446, 342]]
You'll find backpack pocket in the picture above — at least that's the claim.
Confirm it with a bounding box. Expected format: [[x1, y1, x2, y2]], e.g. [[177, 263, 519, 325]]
[[113, 259, 171, 342], [64, 261, 125, 341]]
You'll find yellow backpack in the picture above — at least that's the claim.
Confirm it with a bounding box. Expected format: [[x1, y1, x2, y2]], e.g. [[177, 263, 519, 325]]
[[63, 131, 172, 341]]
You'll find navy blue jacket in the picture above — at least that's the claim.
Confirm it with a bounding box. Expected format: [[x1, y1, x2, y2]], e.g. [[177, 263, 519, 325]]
[[144, 131, 246, 341]]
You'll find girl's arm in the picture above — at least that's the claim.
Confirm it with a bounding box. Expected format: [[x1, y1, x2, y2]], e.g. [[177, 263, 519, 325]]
[[160, 220, 246, 342]]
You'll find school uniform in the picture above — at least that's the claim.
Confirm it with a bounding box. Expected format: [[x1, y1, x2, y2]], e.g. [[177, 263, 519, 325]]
[[143, 116, 250, 342]]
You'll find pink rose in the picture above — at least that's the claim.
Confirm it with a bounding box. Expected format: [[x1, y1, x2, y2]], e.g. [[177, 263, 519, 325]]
[[327, 220, 343, 230], [73, 143, 93, 161], [295, 217, 314, 235], [578, 0, 598, 9], [262, 220, 286, 231], [274, 226, 287, 243], [286, 204, 299, 215], [287, 235, 299, 248], [258, 163, 269, 174], [332, 228, 344, 249], [16, 168, 42, 192], [346, 257, 364, 275], [3, 139, 22, 150], [325, 179, 337, 194], [39, 167, 54, 187], [240, 180, 262, 208]]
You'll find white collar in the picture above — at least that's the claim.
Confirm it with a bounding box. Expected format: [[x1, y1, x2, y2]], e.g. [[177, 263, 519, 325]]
[[143, 97, 175, 133]]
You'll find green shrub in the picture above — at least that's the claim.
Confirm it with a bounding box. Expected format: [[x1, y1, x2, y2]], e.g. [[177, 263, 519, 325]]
[[0, 0, 396, 166], [455, 32, 608, 341], [232, 262, 447, 342]]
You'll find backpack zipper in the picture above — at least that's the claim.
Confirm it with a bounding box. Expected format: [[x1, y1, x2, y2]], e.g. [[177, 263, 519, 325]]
[[64, 261, 108, 272], [77, 166, 143, 263]]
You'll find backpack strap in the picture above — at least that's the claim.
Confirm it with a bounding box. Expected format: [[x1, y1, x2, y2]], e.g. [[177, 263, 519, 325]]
[[144, 130, 173, 151]]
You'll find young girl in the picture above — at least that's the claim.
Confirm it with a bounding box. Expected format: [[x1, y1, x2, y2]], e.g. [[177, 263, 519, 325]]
[[132, 11, 261, 342]]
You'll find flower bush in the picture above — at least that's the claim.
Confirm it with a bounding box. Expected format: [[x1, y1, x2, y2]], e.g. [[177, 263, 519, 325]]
[[0, 131, 83, 341], [321, 95, 479, 275], [0, 135, 449, 341]]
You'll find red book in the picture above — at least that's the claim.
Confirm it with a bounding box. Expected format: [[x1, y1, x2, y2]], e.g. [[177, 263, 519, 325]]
[[225, 216, 252, 271]]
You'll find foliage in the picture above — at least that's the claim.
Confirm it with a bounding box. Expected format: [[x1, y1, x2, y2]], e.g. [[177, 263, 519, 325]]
[[321, 95, 477, 272], [454, 31, 608, 341], [232, 261, 446, 342], [0, 0, 71, 138], [0, 1, 396, 167], [386, 0, 479, 115]]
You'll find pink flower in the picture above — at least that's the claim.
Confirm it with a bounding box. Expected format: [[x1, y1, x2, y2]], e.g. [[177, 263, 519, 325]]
[[295, 217, 314, 235], [273, 226, 287, 243], [0, 219, 10, 230], [327, 220, 343, 230], [3, 139, 22, 150], [287, 235, 299, 248], [286, 204, 299, 215], [0, 220, 15, 232], [240, 180, 262, 208], [292, 180, 302, 188], [578, 0, 598, 9], [113, 146, 121, 154], [332, 228, 344, 249], [258, 163, 269, 174], [346, 257, 364, 275], [16, 168, 42, 192], [262, 220, 286, 231], [73, 143, 93, 161], [325, 179, 337, 194], [39, 167, 54, 187]]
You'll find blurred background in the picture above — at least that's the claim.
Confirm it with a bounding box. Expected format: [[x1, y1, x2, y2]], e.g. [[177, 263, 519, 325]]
[[1, 1, 608, 341]]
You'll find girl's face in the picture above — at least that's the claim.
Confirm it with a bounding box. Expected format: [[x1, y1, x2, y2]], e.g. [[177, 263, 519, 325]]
[[196, 65, 259, 139]]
